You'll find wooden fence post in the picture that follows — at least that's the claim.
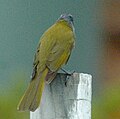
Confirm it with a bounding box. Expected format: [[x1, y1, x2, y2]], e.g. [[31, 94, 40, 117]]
[[30, 73, 92, 119]]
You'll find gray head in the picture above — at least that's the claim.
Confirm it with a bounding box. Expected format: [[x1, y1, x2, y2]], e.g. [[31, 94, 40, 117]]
[[58, 13, 73, 23], [57, 13, 74, 30]]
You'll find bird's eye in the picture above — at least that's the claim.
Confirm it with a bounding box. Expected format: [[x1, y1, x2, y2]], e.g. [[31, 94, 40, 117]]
[[69, 16, 73, 22]]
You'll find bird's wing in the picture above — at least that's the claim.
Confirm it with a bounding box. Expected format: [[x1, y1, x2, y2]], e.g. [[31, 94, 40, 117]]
[[46, 36, 74, 72], [31, 33, 57, 80]]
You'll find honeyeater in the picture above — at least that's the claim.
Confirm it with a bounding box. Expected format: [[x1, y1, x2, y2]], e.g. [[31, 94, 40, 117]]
[[17, 14, 75, 112]]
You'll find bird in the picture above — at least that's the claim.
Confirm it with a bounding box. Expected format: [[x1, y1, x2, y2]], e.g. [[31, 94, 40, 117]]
[[17, 13, 75, 112]]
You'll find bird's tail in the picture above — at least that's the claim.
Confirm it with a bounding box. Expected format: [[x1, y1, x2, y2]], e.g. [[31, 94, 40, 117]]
[[17, 68, 48, 112]]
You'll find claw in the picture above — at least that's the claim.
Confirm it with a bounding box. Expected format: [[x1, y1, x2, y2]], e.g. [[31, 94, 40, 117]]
[[60, 68, 75, 87]]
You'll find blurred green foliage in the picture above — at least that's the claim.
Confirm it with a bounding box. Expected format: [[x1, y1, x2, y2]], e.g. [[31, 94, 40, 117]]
[[0, 73, 29, 119], [92, 82, 120, 119]]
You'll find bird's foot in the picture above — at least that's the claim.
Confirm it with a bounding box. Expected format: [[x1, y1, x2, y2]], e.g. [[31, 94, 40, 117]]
[[60, 68, 75, 87]]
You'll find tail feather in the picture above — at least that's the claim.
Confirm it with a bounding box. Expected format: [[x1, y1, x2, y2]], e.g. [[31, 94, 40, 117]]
[[17, 68, 48, 111], [29, 69, 48, 111]]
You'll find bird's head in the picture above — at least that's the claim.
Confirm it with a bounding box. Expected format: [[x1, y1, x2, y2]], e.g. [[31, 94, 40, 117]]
[[57, 13, 74, 30], [58, 14, 73, 23]]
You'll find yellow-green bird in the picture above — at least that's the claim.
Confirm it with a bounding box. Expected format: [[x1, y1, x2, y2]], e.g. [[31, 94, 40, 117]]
[[17, 14, 75, 112]]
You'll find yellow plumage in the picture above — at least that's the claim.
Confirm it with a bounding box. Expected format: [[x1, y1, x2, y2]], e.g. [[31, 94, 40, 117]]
[[17, 14, 75, 111]]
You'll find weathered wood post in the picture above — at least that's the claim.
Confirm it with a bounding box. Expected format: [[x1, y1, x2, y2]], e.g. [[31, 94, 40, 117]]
[[30, 73, 92, 119]]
